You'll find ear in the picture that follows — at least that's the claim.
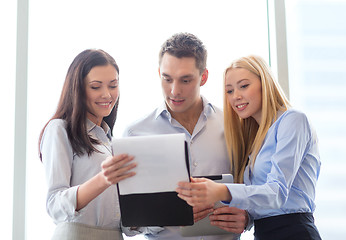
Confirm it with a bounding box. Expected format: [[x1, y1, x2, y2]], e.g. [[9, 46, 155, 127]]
[[200, 69, 208, 86]]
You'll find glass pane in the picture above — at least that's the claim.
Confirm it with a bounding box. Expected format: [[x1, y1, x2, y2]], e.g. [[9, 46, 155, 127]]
[[27, 0, 268, 239], [286, 0, 346, 239], [0, 1, 17, 239]]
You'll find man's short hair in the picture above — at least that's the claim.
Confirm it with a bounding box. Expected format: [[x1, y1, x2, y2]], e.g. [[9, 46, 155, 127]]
[[159, 32, 207, 74]]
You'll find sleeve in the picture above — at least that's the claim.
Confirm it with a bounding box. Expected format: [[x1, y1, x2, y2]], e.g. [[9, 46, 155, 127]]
[[40, 120, 79, 223], [244, 211, 254, 231], [227, 111, 313, 210]]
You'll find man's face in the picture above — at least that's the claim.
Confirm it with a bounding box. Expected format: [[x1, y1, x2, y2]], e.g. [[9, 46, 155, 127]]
[[159, 53, 207, 117]]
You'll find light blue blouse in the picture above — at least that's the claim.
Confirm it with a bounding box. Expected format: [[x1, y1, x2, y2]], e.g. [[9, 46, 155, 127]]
[[123, 96, 236, 240], [226, 109, 321, 220], [40, 119, 121, 229]]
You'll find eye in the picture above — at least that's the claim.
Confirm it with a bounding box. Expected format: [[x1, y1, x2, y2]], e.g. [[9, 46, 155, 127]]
[[162, 77, 172, 82], [109, 84, 118, 89], [182, 79, 191, 84], [226, 89, 233, 94], [241, 84, 249, 89], [91, 86, 100, 90]]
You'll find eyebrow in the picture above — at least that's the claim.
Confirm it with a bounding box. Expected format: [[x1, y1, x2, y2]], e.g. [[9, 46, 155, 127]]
[[88, 79, 118, 84], [161, 73, 194, 79], [161, 73, 171, 78], [226, 78, 248, 87]]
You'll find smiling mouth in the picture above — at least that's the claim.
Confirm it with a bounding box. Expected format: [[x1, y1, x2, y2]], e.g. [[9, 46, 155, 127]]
[[97, 101, 112, 107], [236, 103, 247, 109], [235, 103, 248, 111]]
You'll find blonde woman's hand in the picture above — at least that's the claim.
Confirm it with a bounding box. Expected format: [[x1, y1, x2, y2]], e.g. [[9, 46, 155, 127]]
[[101, 154, 136, 185], [176, 177, 231, 207]]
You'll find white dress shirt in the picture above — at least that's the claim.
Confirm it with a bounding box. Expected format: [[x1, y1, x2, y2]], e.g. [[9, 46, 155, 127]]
[[40, 119, 122, 229], [123, 96, 237, 240]]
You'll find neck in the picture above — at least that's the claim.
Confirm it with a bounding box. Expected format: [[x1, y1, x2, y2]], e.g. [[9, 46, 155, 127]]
[[169, 98, 203, 134]]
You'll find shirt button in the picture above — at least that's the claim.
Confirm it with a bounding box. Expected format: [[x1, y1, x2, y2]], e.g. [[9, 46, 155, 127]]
[[193, 162, 197, 167], [190, 140, 193, 144]]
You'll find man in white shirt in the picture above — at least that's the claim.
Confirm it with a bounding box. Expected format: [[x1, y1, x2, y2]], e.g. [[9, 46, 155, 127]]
[[123, 32, 249, 240]]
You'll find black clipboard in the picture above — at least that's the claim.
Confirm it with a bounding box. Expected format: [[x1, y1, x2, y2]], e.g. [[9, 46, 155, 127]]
[[116, 136, 193, 227]]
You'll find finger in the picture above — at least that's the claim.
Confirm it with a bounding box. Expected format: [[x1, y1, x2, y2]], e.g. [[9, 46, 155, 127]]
[[102, 156, 135, 175], [190, 177, 208, 183], [177, 194, 193, 205], [210, 213, 237, 222], [193, 204, 214, 214], [193, 207, 213, 222], [209, 211, 247, 228], [177, 181, 193, 189], [106, 171, 136, 185], [214, 206, 245, 215], [210, 222, 244, 234], [103, 162, 137, 179], [210, 218, 245, 233], [194, 213, 208, 223], [102, 154, 133, 169], [177, 182, 208, 194], [193, 210, 213, 222]]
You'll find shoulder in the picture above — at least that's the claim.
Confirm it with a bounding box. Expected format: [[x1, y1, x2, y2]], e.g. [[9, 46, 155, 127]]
[[123, 109, 159, 136], [278, 109, 310, 127], [40, 119, 71, 152], [44, 119, 67, 134], [275, 108, 315, 139], [205, 101, 223, 119], [46, 118, 66, 129], [41, 119, 68, 142]]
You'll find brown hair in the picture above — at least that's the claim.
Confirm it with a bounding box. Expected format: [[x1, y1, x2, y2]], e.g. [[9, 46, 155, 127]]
[[159, 32, 207, 74], [39, 49, 119, 159]]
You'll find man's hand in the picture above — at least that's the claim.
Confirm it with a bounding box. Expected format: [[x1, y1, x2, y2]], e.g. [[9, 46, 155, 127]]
[[193, 204, 214, 223], [209, 207, 248, 234]]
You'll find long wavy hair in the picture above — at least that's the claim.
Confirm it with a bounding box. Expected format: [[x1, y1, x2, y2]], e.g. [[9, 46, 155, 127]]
[[223, 55, 290, 183], [39, 49, 119, 159]]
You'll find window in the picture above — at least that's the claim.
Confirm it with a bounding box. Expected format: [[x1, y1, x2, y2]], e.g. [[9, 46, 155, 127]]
[[0, 1, 17, 239], [286, 0, 346, 239]]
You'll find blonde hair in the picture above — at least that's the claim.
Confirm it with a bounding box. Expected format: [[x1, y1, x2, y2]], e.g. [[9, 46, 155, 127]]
[[223, 55, 290, 183]]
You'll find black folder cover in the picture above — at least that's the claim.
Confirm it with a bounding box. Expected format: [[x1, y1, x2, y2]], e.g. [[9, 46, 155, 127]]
[[117, 141, 193, 227]]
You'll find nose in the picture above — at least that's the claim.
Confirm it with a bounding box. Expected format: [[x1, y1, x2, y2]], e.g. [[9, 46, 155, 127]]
[[233, 89, 242, 100], [170, 82, 181, 96], [101, 87, 111, 98]]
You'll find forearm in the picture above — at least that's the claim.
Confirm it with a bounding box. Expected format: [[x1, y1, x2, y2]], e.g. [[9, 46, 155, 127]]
[[76, 172, 110, 211]]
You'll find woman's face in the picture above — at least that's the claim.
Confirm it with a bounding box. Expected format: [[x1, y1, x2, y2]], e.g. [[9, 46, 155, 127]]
[[85, 64, 119, 126], [225, 68, 262, 124]]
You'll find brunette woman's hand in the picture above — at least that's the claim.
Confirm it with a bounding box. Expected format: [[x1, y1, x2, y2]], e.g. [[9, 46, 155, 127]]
[[101, 154, 136, 185]]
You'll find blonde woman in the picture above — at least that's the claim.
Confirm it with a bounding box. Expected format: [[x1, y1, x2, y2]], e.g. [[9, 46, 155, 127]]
[[176, 55, 321, 240]]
